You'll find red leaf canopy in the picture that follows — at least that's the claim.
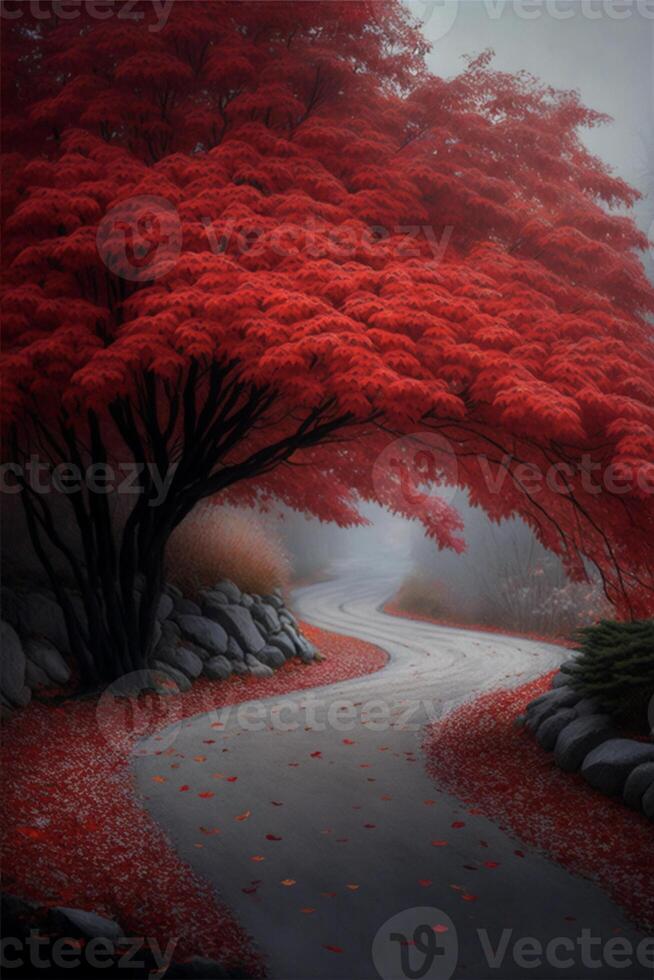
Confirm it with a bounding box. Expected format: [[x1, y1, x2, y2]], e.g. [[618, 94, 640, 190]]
[[2, 1, 653, 615]]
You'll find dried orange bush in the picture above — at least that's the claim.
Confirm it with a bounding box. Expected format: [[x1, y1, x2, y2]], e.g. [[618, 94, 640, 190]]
[[165, 506, 291, 598]]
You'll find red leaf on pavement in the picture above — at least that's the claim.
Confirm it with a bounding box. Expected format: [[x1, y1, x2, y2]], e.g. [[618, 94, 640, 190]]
[[323, 945, 343, 953], [266, 834, 282, 841]]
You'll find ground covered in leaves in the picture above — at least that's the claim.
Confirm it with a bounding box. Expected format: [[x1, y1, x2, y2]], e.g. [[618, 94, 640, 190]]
[[423, 674, 654, 933], [1, 623, 387, 973]]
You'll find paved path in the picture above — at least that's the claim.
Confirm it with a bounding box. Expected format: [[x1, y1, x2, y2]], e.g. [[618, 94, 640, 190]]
[[133, 568, 651, 979]]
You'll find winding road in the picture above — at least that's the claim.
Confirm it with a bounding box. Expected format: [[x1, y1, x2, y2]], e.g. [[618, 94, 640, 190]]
[[133, 565, 651, 979]]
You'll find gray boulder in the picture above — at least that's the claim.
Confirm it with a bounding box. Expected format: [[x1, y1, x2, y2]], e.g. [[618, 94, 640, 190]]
[[240, 593, 254, 608], [295, 633, 317, 662], [205, 604, 265, 654], [203, 655, 233, 681], [25, 658, 51, 690], [214, 580, 241, 603], [559, 658, 579, 675], [554, 714, 615, 772], [199, 588, 228, 609], [572, 697, 602, 717], [581, 739, 654, 796], [251, 602, 281, 634], [257, 644, 286, 668], [23, 636, 70, 686], [1, 587, 20, 628], [1, 621, 26, 702], [550, 672, 570, 689], [156, 593, 174, 621], [262, 592, 284, 610], [20, 592, 69, 650], [164, 583, 183, 600], [623, 762, 654, 810], [152, 660, 192, 693], [643, 782, 654, 820], [157, 644, 203, 679], [10, 685, 31, 708], [267, 633, 296, 660], [281, 622, 302, 650], [52, 908, 124, 941], [225, 636, 245, 662], [526, 687, 580, 732], [174, 597, 202, 616], [245, 654, 273, 678], [279, 608, 299, 629], [536, 707, 578, 750], [176, 615, 228, 655], [231, 660, 249, 676]]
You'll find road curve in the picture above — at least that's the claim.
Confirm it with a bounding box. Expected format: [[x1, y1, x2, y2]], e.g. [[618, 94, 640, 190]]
[[133, 569, 649, 979]]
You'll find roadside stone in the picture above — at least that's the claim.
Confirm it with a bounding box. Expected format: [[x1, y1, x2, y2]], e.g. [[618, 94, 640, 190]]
[[1, 621, 26, 703], [251, 602, 281, 634], [581, 739, 654, 796], [643, 782, 654, 820], [1, 587, 20, 628], [203, 655, 233, 681], [225, 636, 245, 662], [205, 605, 265, 654], [295, 634, 317, 662], [164, 583, 183, 600], [572, 697, 602, 717], [245, 654, 273, 678], [257, 644, 286, 668], [152, 660, 192, 693], [281, 623, 302, 651], [199, 588, 228, 609], [25, 658, 51, 690], [157, 644, 203, 679], [10, 685, 31, 708], [240, 593, 254, 608], [558, 658, 579, 675], [279, 608, 299, 629], [156, 593, 174, 621], [554, 714, 615, 772], [623, 762, 654, 810], [267, 633, 296, 660], [176, 615, 228, 655], [525, 687, 580, 732], [214, 579, 241, 603], [23, 636, 70, 686], [550, 672, 570, 689], [262, 593, 284, 610], [536, 707, 578, 750], [51, 908, 124, 941], [20, 592, 69, 651], [174, 597, 202, 616]]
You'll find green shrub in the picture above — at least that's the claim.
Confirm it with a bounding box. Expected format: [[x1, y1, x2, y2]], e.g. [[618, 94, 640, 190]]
[[566, 619, 654, 732]]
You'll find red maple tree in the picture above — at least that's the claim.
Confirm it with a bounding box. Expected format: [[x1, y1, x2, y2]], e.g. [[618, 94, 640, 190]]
[[2, 1, 653, 681]]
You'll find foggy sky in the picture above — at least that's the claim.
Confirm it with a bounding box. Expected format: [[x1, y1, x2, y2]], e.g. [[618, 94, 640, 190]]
[[409, 0, 653, 233]]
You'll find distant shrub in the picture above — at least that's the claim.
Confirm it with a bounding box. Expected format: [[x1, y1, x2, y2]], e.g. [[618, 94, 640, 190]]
[[165, 506, 291, 598], [566, 619, 654, 731], [392, 574, 463, 622]]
